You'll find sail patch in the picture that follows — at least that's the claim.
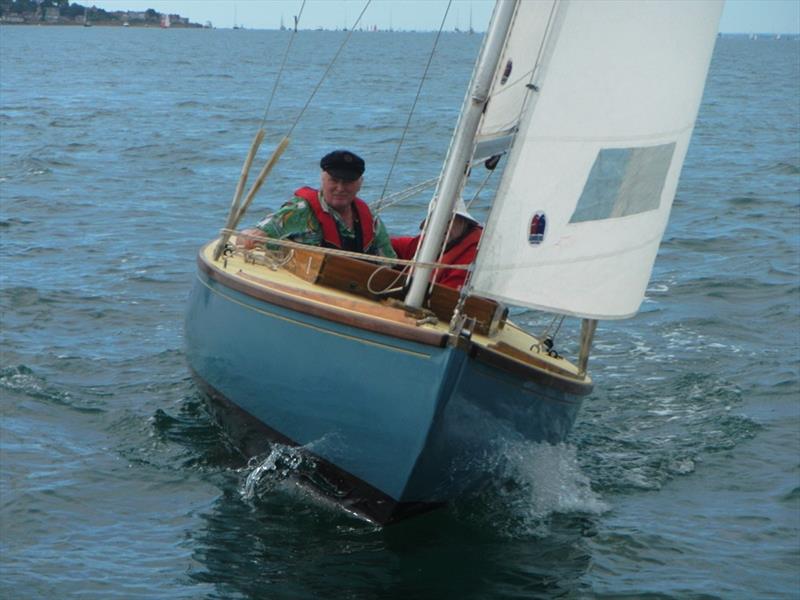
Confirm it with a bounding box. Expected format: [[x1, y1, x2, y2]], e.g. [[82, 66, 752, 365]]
[[569, 143, 676, 223]]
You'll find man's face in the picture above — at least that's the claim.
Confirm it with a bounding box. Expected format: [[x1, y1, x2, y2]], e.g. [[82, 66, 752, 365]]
[[320, 171, 362, 213], [447, 215, 469, 243]]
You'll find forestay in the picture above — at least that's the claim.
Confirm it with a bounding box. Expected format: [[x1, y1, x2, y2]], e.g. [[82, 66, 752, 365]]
[[470, 0, 723, 319]]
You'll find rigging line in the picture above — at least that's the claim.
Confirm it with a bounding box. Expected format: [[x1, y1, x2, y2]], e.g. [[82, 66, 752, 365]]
[[374, 0, 453, 216], [542, 313, 564, 340], [532, 1, 560, 81], [465, 166, 495, 209], [224, 229, 470, 270], [542, 314, 558, 337], [284, 0, 373, 139], [372, 156, 489, 214], [371, 176, 440, 212], [552, 315, 565, 340], [260, 0, 307, 129]]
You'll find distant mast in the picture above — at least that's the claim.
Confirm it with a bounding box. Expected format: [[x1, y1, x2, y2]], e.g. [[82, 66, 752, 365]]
[[469, 3, 474, 34]]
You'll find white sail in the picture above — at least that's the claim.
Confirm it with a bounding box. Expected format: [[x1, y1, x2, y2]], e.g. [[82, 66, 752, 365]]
[[470, 0, 723, 319]]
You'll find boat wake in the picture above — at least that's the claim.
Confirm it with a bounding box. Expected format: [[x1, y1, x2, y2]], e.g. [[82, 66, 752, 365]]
[[236, 435, 608, 530]]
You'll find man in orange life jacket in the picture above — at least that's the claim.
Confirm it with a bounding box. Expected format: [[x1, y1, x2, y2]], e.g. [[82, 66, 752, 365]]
[[239, 150, 396, 258], [391, 200, 483, 290]]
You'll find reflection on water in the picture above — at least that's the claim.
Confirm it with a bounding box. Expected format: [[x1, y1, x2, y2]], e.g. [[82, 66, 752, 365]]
[[189, 482, 596, 599]]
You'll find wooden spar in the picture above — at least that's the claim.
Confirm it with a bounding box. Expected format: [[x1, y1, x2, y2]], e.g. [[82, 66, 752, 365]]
[[578, 318, 597, 378], [214, 129, 266, 260], [232, 136, 290, 229], [212, 135, 290, 261]]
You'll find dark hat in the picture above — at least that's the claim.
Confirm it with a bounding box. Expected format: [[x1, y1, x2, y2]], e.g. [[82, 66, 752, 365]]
[[320, 150, 365, 182]]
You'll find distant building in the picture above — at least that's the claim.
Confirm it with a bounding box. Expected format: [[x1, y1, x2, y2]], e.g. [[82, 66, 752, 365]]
[[126, 12, 148, 22], [44, 6, 59, 22]]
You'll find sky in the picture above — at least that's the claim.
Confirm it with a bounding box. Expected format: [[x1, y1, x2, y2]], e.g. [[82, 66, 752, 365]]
[[88, 0, 800, 34]]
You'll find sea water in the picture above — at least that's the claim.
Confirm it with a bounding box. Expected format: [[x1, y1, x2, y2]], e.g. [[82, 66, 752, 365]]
[[1, 27, 798, 599]]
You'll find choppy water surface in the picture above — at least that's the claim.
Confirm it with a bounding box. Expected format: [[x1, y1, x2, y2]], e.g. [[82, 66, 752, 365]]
[[1, 26, 798, 599]]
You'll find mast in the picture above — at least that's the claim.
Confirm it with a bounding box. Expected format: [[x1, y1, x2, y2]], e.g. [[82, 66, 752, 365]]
[[404, 0, 517, 308], [469, 3, 474, 35]]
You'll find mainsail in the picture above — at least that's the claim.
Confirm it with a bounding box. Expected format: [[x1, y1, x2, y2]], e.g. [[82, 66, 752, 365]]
[[470, 0, 723, 319]]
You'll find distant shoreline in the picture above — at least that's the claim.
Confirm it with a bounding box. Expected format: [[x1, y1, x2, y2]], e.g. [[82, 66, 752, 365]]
[[0, 21, 203, 28], [0, 23, 795, 36]]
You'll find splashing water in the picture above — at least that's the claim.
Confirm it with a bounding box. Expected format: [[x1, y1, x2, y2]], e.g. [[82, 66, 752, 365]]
[[240, 444, 307, 502], [497, 440, 608, 518], [457, 439, 609, 536]]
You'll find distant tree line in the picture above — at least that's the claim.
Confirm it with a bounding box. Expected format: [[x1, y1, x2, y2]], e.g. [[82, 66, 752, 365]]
[[0, 0, 161, 22]]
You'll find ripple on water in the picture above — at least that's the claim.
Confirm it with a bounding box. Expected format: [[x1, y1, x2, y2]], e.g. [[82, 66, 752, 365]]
[[576, 371, 760, 494], [0, 365, 105, 414]]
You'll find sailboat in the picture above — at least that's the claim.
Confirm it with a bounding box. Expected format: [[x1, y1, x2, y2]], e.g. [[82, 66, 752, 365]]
[[185, 0, 722, 524]]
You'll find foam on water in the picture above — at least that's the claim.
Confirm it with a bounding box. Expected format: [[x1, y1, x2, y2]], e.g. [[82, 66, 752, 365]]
[[481, 440, 609, 535], [234, 431, 608, 531]]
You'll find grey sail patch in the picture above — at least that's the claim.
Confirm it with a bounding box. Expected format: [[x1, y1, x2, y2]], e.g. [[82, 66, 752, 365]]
[[473, 131, 517, 162], [569, 142, 676, 223]]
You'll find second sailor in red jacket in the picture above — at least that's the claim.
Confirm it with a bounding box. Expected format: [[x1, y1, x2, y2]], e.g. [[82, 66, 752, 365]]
[[391, 204, 482, 291]]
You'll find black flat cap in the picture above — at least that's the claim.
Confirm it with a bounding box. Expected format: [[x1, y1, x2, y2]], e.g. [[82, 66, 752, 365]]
[[320, 150, 365, 181]]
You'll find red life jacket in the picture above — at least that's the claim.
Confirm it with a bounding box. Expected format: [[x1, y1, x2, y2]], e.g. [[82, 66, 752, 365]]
[[390, 225, 483, 290], [294, 186, 375, 252]]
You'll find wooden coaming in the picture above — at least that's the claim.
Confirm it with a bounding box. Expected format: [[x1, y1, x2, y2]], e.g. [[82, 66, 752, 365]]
[[315, 253, 506, 336]]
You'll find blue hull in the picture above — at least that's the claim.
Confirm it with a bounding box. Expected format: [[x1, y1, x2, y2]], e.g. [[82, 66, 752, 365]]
[[185, 255, 587, 523]]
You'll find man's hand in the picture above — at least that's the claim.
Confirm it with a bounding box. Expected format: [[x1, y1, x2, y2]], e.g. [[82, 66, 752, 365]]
[[235, 228, 267, 250]]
